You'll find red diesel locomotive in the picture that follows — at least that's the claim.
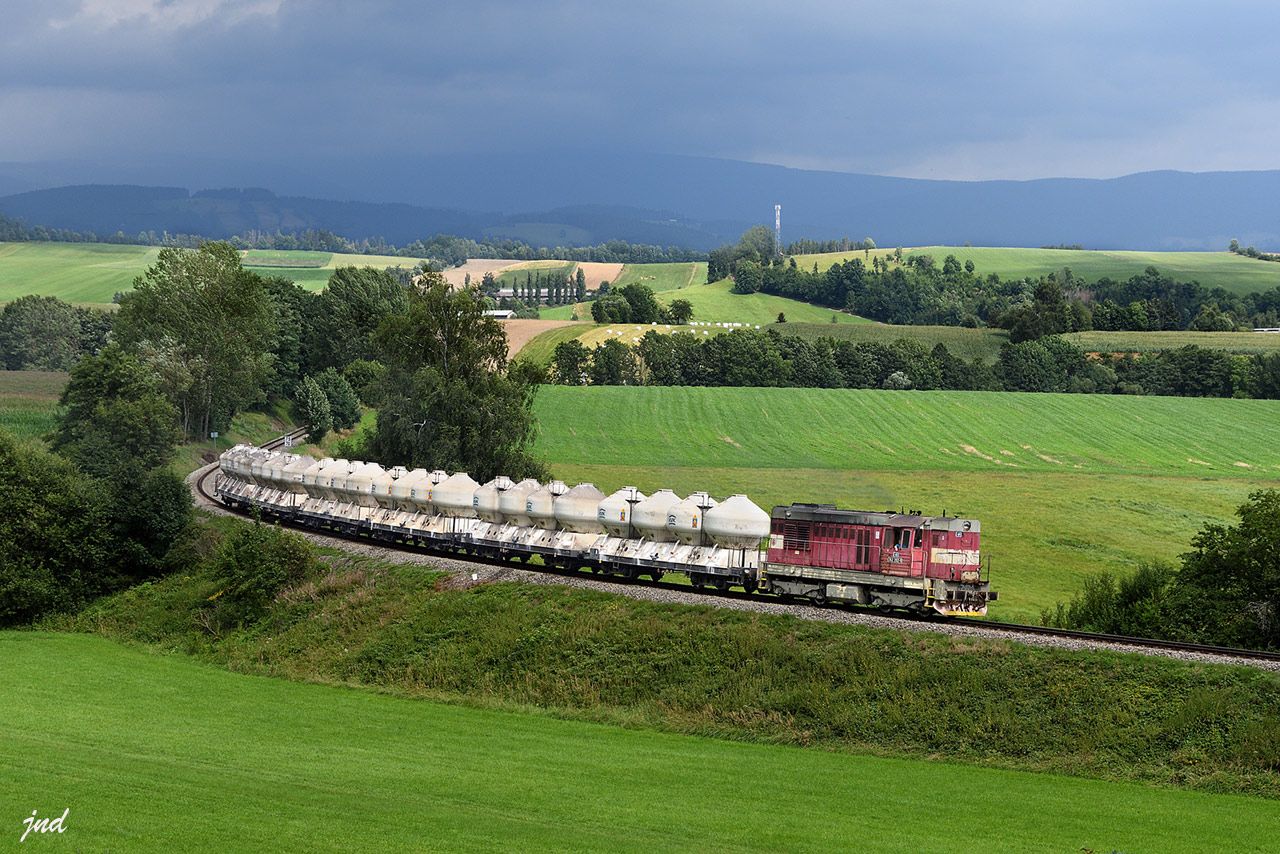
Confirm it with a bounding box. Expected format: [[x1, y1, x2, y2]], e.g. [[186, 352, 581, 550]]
[[761, 503, 995, 615]]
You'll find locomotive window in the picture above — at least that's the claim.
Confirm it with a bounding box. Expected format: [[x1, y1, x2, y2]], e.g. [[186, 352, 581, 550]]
[[896, 528, 913, 549], [914, 529, 923, 547]]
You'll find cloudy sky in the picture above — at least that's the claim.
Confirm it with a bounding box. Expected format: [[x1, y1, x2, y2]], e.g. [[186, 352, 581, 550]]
[[3, 0, 1279, 181]]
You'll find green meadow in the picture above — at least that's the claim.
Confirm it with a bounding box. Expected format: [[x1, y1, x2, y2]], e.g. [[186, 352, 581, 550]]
[[532, 386, 1280, 620], [796, 245, 1280, 295], [0, 242, 425, 304], [0, 370, 66, 439]]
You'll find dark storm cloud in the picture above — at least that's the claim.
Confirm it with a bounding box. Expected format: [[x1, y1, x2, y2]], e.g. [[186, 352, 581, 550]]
[[2, 0, 1279, 179]]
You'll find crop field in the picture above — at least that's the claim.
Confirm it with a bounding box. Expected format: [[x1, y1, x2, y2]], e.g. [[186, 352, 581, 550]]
[[494, 259, 576, 287], [796, 246, 1280, 295], [4, 631, 1274, 853], [0, 370, 66, 439], [532, 386, 1280, 619], [240, 249, 331, 267], [1065, 329, 1280, 354]]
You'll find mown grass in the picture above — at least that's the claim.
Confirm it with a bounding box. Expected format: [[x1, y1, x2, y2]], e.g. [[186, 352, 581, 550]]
[[532, 386, 1280, 619], [0, 370, 66, 439], [540, 262, 708, 321], [495, 260, 576, 287], [796, 246, 1280, 295], [9, 631, 1274, 852], [241, 249, 332, 267]]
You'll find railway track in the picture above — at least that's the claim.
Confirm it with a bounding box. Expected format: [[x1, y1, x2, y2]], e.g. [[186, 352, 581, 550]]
[[194, 431, 1280, 667]]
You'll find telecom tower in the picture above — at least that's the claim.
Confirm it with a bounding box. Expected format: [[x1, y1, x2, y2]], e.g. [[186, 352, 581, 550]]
[[774, 204, 782, 256]]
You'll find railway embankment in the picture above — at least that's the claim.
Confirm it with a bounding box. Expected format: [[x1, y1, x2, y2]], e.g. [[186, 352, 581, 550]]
[[58, 504, 1280, 801]]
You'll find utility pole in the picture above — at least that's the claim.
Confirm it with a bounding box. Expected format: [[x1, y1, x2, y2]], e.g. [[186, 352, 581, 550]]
[[774, 204, 782, 257]]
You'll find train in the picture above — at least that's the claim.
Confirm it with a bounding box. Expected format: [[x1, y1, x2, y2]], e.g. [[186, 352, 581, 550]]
[[214, 445, 995, 616]]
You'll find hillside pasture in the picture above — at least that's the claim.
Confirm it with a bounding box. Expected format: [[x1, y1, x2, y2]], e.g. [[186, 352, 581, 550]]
[[1065, 329, 1280, 354], [532, 386, 1280, 619], [796, 246, 1280, 295], [781, 322, 1010, 363], [5, 631, 1276, 853]]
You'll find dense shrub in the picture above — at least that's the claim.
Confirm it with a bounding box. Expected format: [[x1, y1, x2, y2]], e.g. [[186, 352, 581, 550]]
[[208, 519, 321, 623]]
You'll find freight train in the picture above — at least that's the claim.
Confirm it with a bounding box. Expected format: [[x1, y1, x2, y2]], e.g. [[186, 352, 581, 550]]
[[215, 445, 995, 616]]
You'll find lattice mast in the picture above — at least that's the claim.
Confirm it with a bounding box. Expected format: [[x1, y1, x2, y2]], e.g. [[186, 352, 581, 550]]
[[774, 204, 782, 257]]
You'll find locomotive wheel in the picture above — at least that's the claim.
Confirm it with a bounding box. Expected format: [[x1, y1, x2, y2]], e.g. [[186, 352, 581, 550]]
[[811, 589, 828, 606], [713, 579, 730, 592]]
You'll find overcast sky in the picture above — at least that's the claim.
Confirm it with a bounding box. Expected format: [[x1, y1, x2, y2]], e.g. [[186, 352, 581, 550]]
[[3, 0, 1279, 180]]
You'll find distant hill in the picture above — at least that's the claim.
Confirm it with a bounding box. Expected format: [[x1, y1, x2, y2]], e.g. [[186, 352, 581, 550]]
[[2, 152, 1279, 250], [0, 186, 730, 249]]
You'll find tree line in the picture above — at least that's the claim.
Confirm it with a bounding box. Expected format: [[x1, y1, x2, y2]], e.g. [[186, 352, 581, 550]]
[[546, 328, 1280, 399]]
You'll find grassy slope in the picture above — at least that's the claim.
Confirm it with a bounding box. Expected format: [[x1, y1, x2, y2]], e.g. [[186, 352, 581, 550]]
[[532, 387, 1280, 619], [796, 246, 1280, 295], [512, 322, 593, 365], [0, 242, 425, 304], [0, 370, 66, 439], [0, 242, 159, 307], [7, 631, 1273, 852], [1065, 329, 1280, 354]]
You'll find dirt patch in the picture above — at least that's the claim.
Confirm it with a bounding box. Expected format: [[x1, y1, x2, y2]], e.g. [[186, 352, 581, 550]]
[[720, 435, 742, 448], [1187, 458, 1212, 466], [501, 319, 577, 357], [1036, 454, 1064, 465], [1234, 461, 1253, 469], [575, 262, 624, 288], [960, 444, 996, 462], [440, 258, 519, 287]]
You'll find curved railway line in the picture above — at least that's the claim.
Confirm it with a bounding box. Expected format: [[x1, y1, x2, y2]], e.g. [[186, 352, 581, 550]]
[[194, 429, 1280, 669]]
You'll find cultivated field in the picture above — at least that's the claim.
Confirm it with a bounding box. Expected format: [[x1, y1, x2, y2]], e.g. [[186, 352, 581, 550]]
[[0, 370, 66, 439], [8, 630, 1274, 852], [1064, 329, 1280, 354], [782, 322, 1010, 362], [532, 386, 1280, 620], [796, 246, 1280, 295]]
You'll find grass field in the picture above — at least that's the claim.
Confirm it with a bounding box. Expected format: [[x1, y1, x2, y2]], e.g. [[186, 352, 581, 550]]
[[494, 259, 576, 288], [0, 370, 66, 439], [0, 242, 427, 304], [796, 246, 1280, 295], [6, 632, 1272, 852], [532, 386, 1280, 619], [0, 242, 159, 307], [510, 321, 592, 364]]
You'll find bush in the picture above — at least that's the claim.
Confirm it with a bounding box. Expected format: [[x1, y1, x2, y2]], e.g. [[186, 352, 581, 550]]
[[208, 520, 321, 623], [294, 375, 332, 443], [313, 368, 362, 431]]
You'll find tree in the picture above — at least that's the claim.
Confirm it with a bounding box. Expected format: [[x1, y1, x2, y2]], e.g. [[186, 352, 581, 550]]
[[0, 431, 111, 626], [114, 243, 275, 438], [667, 299, 694, 325], [591, 293, 632, 323], [574, 267, 587, 301], [480, 271, 500, 297], [551, 339, 591, 385], [260, 277, 317, 397], [313, 368, 362, 431], [617, 283, 661, 323], [311, 267, 409, 370], [0, 295, 110, 371], [343, 359, 387, 406], [588, 339, 638, 385], [366, 275, 547, 481], [294, 376, 332, 443], [732, 260, 764, 294], [52, 344, 181, 478]]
